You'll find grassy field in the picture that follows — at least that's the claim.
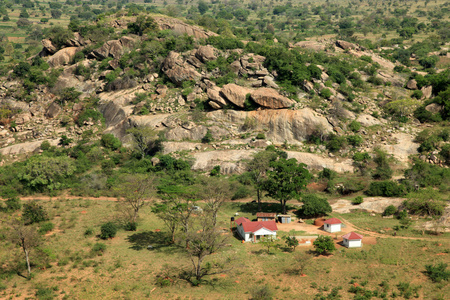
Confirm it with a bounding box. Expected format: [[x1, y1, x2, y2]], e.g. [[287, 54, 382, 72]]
[[1, 198, 449, 299]]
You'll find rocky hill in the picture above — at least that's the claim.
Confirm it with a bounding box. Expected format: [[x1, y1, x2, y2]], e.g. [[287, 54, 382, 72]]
[[0, 14, 447, 176]]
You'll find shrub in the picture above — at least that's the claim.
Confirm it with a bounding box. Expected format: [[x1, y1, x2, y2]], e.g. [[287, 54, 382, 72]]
[[352, 196, 364, 205], [301, 194, 332, 218], [313, 235, 336, 255], [84, 227, 94, 237], [251, 285, 274, 300], [22, 202, 49, 224], [347, 135, 363, 147], [210, 165, 221, 176], [425, 263, 450, 283], [201, 130, 214, 143], [92, 242, 107, 255], [101, 134, 122, 150], [320, 88, 332, 99], [100, 222, 117, 239], [38, 222, 55, 234], [318, 168, 337, 181], [348, 120, 361, 132], [256, 133, 266, 139], [383, 205, 397, 216], [326, 134, 347, 152], [76, 109, 104, 127], [366, 181, 406, 197], [231, 185, 251, 200], [4, 197, 22, 212], [124, 221, 137, 231], [411, 90, 423, 99]]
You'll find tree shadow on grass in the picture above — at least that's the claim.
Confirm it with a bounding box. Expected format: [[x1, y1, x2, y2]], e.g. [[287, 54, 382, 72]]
[[126, 231, 181, 253]]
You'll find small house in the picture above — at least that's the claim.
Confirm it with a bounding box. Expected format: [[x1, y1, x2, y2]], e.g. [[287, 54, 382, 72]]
[[256, 212, 277, 222], [342, 232, 363, 248], [323, 218, 342, 233], [235, 217, 278, 242], [278, 214, 291, 224]]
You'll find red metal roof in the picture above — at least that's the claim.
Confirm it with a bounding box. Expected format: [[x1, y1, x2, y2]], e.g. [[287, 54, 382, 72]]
[[324, 218, 342, 225], [342, 232, 363, 240], [235, 217, 250, 225], [256, 212, 277, 218], [241, 220, 278, 233]]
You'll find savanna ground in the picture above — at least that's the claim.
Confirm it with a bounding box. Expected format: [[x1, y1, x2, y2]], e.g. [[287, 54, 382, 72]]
[[1, 197, 449, 299]]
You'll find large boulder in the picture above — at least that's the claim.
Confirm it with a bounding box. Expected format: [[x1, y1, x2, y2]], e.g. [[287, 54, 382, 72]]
[[45, 102, 62, 118], [67, 32, 90, 47], [195, 45, 217, 63], [41, 39, 57, 55], [153, 16, 218, 39], [336, 40, 358, 50], [421, 86, 432, 99], [47, 47, 78, 67], [161, 51, 201, 86], [91, 36, 135, 60], [406, 79, 418, 90], [220, 84, 252, 108], [250, 88, 294, 109], [207, 86, 227, 107]]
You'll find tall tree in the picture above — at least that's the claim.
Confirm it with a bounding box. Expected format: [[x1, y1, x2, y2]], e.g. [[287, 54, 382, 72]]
[[263, 158, 312, 214], [114, 174, 156, 224], [8, 220, 41, 278], [126, 126, 159, 159], [196, 176, 231, 227], [184, 211, 229, 284], [246, 150, 279, 212]]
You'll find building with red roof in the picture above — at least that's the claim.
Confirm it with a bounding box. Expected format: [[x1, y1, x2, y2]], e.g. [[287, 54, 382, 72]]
[[323, 218, 342, 233], [342, 232, 363, 248], [256, 212, 277, 222], [235, 217, 278, 242]]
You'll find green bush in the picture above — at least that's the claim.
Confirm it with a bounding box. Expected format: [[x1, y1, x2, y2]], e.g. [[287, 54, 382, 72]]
[[38, 222, 55, 234], [352, 196, 364, 205], [347, 135, 364, 147], [76, 109, 104, 127], [251, 285, 274, 300], [366, 181, 406, 197], [313, 235, 336, 255], [4, 197, 22, 212], [320, 88, 332, 99], [101, 134, 122, 150], [22, 202, 49, 224], [92, 242, 107, 255], [100, 222, 117, 239], [231, 185, 251, 200], [256, 133, 266, 140], [348, 120, 361, 132], [124, 221, 137, 231], [210, 165, 221, 176], [383, 205, 397, 216], [425, 263, 450, 283], [301, 194, 332, 218], [326, 134, 347, 152], [84, 227, 94, 237], [201, 130, 214, 143], [318, 168, 337, 181]]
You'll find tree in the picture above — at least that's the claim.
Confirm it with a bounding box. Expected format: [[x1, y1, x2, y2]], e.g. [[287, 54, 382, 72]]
[[313, 235, 336, 255], [198, 0, 208, 14], [296, 252, 312, 275], [127, 126, 159, 159], [184, 212, 229, 284], [101, 133, 122, 150], [425, 263, 450, 283], [245, 149, 279, 211], [50, 9, 62, 19], [300, 194, 332, 218], [127, 15, 157, 36], [263, 158, 312, 214], [260, 236, 278, 254], [372, 148, 393, 180], [405, 188, 445, 217], [196, 176, 231, 227], [22, 202, 49, 224], [285, 235, 299, 252], [8, 221, 41, 278], [114, 174, 156, 224]]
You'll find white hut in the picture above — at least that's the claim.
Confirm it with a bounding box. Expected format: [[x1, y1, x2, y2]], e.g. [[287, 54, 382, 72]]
[[342, 232, 363, 248], [323, 218, 342, 233]]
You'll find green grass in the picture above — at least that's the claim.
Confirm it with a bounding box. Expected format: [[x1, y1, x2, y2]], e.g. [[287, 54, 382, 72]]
[[1, 199, 449, 299]]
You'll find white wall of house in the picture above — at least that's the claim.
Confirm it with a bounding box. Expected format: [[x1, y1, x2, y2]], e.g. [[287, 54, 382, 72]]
[[237, 225, 276, 242], [343, 239, 362, 248], [324, 223, 341, 233], [253, 227, 276, 240]]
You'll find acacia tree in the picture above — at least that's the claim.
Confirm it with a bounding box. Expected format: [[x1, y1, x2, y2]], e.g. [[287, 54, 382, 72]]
[[296, 252, 312, 276], [196, 176, 231, 227], [263, 158, 312, 214], [114, 174, 156, 224], [184, 211, 229, 284], [9, 221, 41, 278], [126, 126, 159, 159], [313, 235, 336, 255]]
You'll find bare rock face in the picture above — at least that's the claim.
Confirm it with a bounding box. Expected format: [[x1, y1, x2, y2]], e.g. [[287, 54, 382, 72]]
[[0, 139, 59, 156], [195, 45, 217, 63], [91, 36, 135, 60], [421, 86, 432, 99], [250, 88, 294, 109], [406, 79, 418, 90], [45, 102, 62, 118], [161, 51, 201, 86], [67, 32, 90, 47], [220, 84, 252, 108], [356, 114, 382, 126], [153, 16, 218, 39], [336, 40, 358, 50], [208, 108, 333, 144], [47, 47, 78, 67], [293, 41, 326, 51]]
